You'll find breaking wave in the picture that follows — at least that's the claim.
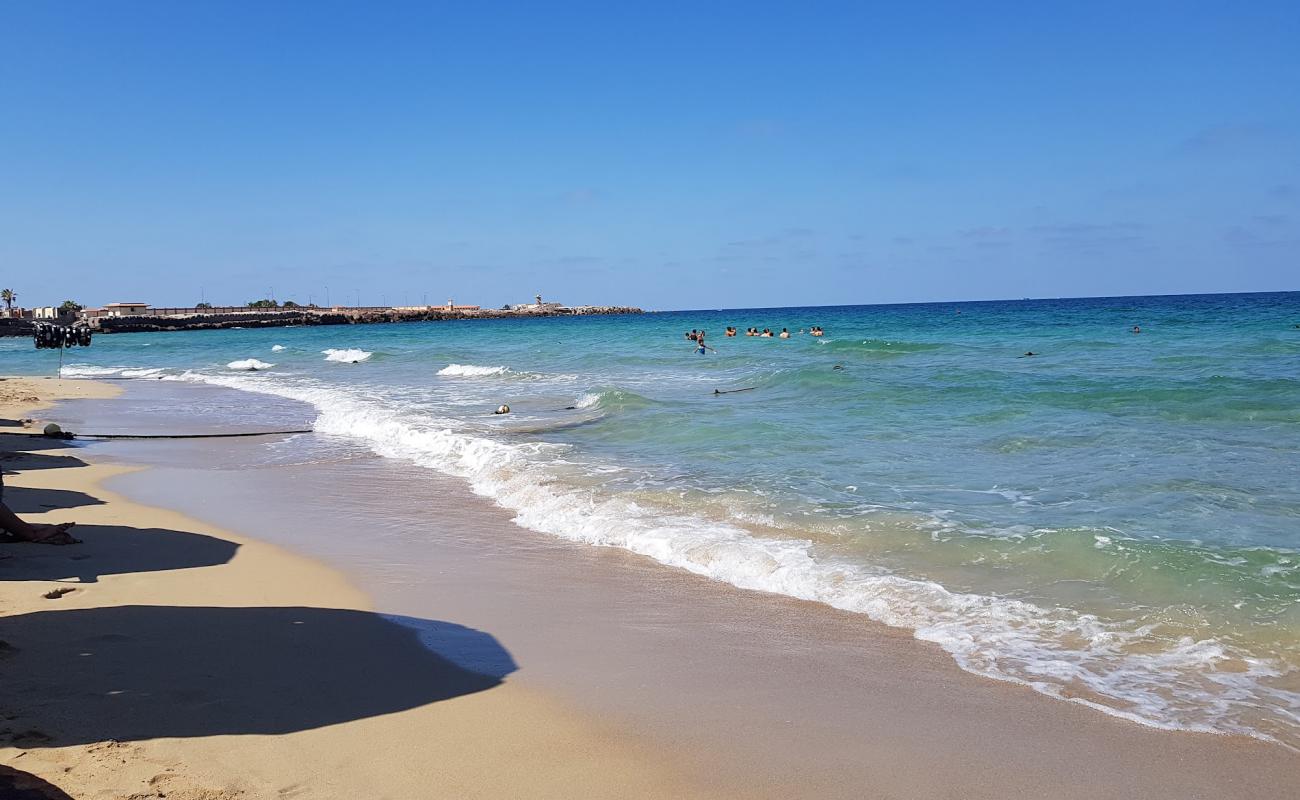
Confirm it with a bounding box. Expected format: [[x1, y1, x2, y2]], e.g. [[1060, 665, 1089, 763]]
[[323, 348, 373, 363], [226, 359, 274, 371], [438, 363, 511, 377], [60, 364, 167, 379]]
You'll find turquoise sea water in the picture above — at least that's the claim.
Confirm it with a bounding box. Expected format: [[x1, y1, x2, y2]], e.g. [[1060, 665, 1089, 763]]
[[5, 291, 1299, 744]]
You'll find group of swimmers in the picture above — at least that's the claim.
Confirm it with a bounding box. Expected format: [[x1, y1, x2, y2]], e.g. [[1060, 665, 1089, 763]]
[[683, 325, 827, 353], [724, 326, 827, 337], [687, 326, 826, 343]]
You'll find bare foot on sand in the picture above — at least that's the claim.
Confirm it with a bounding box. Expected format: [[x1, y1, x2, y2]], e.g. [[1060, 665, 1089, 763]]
[[18, 522, 80, 545]]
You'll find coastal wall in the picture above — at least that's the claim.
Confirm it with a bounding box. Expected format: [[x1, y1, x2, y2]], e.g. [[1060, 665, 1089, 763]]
[[0, 306, 643, 336], [0, 317, 79, 337], [0, 318, 34, 337]]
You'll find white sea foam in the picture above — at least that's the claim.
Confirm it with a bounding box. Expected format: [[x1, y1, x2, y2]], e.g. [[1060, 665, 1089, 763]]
[[573, 392, 602, 409], [271, 344, 286, 352], [323, 348, 372, 363], [438, 363, 509, 377], [166, 369, 1300, 746], [226, 359, 274, 371], [60, 364, 166, 379]]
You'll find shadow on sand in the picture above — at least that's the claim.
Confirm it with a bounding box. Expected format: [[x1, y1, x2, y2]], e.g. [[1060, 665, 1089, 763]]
[[1, 485, 106, 514], [0, 452, 88, 471], [2, 605, 517, 744], [0, 765, 74, 800], [0, 524, 239, 583], [0, 433, 85, 453]]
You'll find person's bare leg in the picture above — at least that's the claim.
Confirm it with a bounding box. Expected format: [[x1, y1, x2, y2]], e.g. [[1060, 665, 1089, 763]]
[[0, 501, 78, 544]]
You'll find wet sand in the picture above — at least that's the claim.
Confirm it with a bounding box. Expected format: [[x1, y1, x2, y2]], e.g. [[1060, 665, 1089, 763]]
[[53, 379, 1300, 799]]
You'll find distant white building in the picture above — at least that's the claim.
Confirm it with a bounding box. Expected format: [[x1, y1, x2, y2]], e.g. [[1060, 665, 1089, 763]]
[[102, 302, 150, 317], [520, 293, 562, 311], [32, 307, 60, 319]]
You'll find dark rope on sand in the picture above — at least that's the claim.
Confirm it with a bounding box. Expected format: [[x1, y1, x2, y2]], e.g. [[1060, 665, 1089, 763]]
[[1, 429, 313, 441]]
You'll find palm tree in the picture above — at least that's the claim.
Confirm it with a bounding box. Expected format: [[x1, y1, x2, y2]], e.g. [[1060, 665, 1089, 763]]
[[1, 288, 15, 316]]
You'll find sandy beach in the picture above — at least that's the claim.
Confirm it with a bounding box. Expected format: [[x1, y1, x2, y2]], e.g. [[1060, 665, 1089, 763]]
[[7, 1, 1296, 794], [0, 378, 729, 799], [3, 376, 1299, 799]]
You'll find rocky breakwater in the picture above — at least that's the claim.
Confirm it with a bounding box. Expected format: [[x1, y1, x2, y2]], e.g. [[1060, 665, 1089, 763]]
[[93, 305, 643, 334], [96, 310, 344, 334], [0, 318, 35, 338]]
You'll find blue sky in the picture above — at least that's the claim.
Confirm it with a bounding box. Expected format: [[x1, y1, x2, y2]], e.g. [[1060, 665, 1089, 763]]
[[1, 1, 1297, 310]]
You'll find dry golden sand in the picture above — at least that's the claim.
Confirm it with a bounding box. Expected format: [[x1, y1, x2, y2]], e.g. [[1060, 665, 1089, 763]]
[[0, 379, 730, 800]]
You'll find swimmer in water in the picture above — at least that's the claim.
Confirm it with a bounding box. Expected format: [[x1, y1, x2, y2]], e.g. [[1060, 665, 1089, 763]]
[[725, 326, 737, 337], [1132, 325, 1141, 334], [1020, 351, 1036, 357], [810, 326, 824, 337], [760, 328, 773, 338], [779, 328, 790, 339]]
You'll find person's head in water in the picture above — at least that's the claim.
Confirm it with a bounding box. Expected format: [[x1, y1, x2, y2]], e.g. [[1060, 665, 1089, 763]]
[[1132, 325, 1141, 333]]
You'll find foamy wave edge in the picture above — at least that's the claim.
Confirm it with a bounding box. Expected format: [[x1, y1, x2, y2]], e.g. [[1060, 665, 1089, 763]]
[[61, 364, 167, 379], [437, 363, 510, 377], [169, 368, 1300, 747], [227, 359, 274, 371], [323, 348, 373, 363]]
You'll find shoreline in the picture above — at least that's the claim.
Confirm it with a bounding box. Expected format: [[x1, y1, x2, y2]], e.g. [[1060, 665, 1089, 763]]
[[3, 376, 1299, 798], [0, 379, 732, 799], [65, 379, 1300, 795]]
